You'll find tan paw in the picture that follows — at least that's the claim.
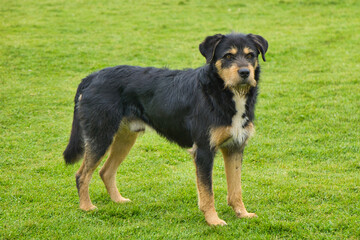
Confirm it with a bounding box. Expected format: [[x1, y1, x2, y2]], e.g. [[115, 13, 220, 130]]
[[206, 216, 227, 226], [211, 219, 227, 226], [241, 212, 257, 218], [80, 204, 97, 211], [236, 210, 257, 218], [114, 197, 131, 203]]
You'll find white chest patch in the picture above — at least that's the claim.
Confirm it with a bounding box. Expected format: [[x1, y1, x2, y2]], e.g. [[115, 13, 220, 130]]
[[223, 92, 254, 147]]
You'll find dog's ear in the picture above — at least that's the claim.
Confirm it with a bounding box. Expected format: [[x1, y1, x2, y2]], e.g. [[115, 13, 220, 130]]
[[248, 34, 268, 62], [199, 34, 225, 64]]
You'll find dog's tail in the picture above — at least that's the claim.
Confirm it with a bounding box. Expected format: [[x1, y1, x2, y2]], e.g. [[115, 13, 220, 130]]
[[63, 105, 83, 164], [63, 75, 94, 164]]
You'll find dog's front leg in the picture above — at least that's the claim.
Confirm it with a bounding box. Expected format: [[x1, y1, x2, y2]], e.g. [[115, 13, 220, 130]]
[[194, 147, 227, 226], [221, 147, 257, 218]]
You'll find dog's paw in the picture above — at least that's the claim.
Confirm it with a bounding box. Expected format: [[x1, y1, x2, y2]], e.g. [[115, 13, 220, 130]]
[[206, 217, 227, 226], [80, 204, 97, 211], [236, 211, 257, 218], [211, 219, 227, 226], [114, 197, 131, 203]]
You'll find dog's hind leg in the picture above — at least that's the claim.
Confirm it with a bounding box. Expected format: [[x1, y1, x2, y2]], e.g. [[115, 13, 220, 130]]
[[221, 147, 257, 218], [75, 103, 123, 211], [76, 150, 104, 211], [99, 122, 138, 203], [194, 147, 227, 226]]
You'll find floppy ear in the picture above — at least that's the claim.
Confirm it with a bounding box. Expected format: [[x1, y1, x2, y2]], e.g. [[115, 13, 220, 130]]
[[248, 34, 268, 62], [199, 34, 224, 64]]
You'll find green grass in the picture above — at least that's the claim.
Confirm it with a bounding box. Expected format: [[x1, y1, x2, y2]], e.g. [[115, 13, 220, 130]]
[[1, 0, 359, 239]]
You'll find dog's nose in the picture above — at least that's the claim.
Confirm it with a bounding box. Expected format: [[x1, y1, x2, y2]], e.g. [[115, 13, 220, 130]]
[[238, 68, 250, 79]]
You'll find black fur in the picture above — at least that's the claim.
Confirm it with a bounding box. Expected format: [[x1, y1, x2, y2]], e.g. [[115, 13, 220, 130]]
[[65, 65, 234, 157]]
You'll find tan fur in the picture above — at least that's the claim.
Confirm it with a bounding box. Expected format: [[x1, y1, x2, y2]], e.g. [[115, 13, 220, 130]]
[[215, 60, 241, 88], [77, 151, 102, 211], [254, 59, 258, 69], [221, 148, 257, 218], [243, 47, 253, 55], [99, 122, 138, 203], [247, 64, 257, 87], [229, 47, 238, 55], [233, 85, 251, 95], [195, 168, 227, 226], [215, 61, 256, 89], [209, 126, 232, 148]]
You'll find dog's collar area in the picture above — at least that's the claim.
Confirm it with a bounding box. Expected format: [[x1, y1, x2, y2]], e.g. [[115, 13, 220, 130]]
[[230, 85, 251, 96]]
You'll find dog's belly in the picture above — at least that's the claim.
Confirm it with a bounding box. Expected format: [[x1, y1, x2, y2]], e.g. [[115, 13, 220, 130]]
[[127, 117, 194, 148]]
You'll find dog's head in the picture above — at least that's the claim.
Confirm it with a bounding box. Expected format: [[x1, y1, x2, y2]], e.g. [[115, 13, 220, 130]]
[[199, 33, 268, 89]]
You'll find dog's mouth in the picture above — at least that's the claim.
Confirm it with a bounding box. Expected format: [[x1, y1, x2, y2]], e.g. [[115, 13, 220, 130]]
[[239, 78, 257, 87], [226, 78, 256, 95]]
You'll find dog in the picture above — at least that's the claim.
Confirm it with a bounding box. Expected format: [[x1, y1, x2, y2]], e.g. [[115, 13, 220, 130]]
[[63, 32, 268, 226]]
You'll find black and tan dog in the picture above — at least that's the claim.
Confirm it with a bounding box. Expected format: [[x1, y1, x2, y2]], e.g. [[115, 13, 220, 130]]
[[63, 32, 268, 226]]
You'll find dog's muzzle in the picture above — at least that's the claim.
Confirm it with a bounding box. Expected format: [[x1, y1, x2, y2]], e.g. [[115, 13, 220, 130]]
[[238, 68, 250, 79], [237, 68, 256, 87]]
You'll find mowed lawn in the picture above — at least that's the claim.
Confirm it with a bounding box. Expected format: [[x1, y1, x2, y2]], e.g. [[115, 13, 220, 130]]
[[1, 0, 359, 239]]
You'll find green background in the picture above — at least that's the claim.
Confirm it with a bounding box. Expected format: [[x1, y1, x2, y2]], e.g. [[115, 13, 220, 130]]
[[1, 0, 359, 239]]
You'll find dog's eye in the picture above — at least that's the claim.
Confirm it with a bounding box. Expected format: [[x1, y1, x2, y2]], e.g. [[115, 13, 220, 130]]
[[245, 53, 254, 59], [224, 54, 233, 60]]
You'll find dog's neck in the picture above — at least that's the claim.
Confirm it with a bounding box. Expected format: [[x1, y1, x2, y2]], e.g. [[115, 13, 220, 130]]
[[230, 86, 251, 96]]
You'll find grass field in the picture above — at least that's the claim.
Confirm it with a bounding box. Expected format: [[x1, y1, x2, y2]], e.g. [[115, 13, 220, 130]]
[[1, 0, 359, 239]]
